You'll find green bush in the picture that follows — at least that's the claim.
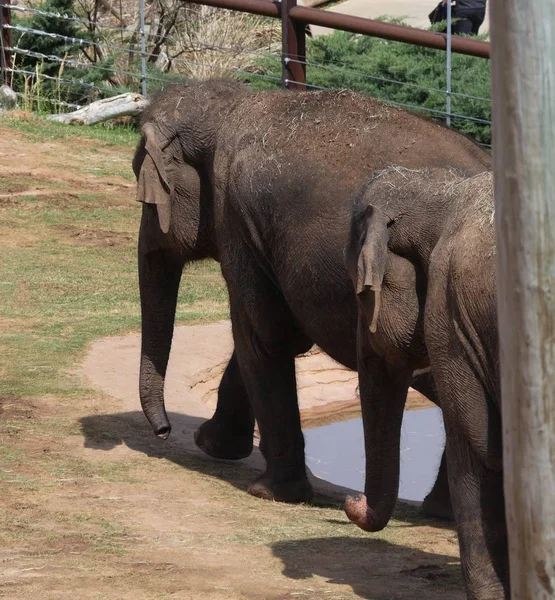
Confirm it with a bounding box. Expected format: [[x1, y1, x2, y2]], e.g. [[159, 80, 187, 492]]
[[14, 0, 81, 79], [245, 29, 491, 146]]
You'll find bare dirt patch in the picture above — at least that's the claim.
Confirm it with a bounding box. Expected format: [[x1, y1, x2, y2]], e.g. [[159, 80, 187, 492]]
[[0, 395, 36, 419], [0, 122, 135, 207], [61, 226, 134, 248], [0, 196, 20, 207], [0, 181, 29, 195], [1, 387, 464, 600]]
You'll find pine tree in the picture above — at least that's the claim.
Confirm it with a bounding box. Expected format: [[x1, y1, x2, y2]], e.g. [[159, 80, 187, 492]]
[[15, 0, 80, 79]]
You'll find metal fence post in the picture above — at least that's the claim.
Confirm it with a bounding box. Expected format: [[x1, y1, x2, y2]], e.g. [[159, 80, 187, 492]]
[[281, 0, 306, 90], [0, 0, 12, 86], [446, 0, 452, 126], [139, 0, 147, 96]]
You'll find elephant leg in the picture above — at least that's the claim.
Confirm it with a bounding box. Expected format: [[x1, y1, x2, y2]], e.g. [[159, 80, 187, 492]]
[[345, 338, 413, 531], [239, 342, 311, 503], [434, 368, 509, 598], [194, 350, 255, 460], [421, 451, 453, 520], [223, 254, 311, 504], [412, 370, 454, 521], [445, 425, 509, 599]]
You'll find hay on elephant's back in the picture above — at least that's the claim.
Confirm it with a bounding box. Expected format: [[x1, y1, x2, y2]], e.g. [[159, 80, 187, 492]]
[[369, 166, 494, 226]]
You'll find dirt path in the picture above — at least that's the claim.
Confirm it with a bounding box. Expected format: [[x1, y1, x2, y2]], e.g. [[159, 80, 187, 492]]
[[0, 327, 464, 600]]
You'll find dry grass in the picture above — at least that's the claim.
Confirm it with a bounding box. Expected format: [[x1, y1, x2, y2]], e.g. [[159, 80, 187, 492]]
[[171, 6, 280, 80], [72, 1, 281, 84]]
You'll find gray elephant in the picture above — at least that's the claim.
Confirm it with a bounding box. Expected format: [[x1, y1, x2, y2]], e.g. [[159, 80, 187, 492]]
[[344, 167, 506, 599], [133, 79, 491, 513]]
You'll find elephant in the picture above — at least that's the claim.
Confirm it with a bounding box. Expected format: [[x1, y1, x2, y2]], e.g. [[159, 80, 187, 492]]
[[344, 167, 507, 599], [133, 79, 491, 513]]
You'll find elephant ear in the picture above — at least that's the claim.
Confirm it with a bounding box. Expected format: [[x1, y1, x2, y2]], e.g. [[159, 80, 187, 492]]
[[136, 123, 172, 234], [356, 205, 392, 333]]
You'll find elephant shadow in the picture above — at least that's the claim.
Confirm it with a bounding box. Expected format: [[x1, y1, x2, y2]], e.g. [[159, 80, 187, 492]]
[[271, 536, 464, 600], [80, 410, 264, 497], [79, 409, 455, 528]]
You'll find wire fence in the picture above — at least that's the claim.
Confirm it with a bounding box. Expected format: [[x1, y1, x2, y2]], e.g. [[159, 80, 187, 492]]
[[0, 1, 491, 145]]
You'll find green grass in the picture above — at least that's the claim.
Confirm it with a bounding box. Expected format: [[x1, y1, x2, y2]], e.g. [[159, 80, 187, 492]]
[[0, 111, 140, 147], [0, 117, 229, 399]]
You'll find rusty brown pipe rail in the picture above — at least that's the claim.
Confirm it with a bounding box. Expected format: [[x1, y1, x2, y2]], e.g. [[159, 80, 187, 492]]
[[185, 0, 490, 59], [290, 5, 490, 58]]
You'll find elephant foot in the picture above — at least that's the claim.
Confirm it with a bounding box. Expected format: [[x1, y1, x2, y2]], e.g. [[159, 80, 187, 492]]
[[194, 417, 254, 460], [248, 474, 313, 504], [422, 492, 454, 521]]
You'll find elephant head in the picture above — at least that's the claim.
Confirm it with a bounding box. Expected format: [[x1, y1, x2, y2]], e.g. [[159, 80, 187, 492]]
[[132, 81, 245, 439]]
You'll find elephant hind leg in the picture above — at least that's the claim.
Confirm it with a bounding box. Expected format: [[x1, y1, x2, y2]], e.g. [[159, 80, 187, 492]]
[[223, 248, 312, 504], [422, 451, 453, 521], [433, 359, 509, 599], [194, 350, 255, 460]]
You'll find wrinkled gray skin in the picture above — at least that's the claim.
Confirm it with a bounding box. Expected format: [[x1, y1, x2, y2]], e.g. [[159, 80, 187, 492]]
[[345, 168, 506, 599], [133, 79, 491, 511]]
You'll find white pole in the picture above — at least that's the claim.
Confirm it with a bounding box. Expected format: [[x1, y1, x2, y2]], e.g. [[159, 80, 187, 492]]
[[490, 0, 555, 597]]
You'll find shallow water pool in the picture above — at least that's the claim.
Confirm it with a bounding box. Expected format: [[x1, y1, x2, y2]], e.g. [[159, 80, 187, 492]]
[[304, 407, 445, 502]]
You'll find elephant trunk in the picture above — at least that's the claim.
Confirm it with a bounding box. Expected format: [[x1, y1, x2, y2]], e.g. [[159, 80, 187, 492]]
[[140, 354, 172, 439], [344, 361, 410, 532], [138, 237, 183, 439]]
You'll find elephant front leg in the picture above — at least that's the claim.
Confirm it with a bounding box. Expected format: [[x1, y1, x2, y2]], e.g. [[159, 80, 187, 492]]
[[345, 345, 412, 532], [219, 240, 311, 503], [194, 350, 255, 460], [411, 370, 454, 521], [228, 295, 311, 502], [238, 341, 312, 504]]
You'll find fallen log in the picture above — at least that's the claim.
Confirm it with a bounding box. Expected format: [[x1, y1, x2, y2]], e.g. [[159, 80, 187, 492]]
[[0, 85, 17, 110], [48, 93, 149, 126]]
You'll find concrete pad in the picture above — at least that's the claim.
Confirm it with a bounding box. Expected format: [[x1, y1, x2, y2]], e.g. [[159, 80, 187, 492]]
[[310, 0, 489, 37]]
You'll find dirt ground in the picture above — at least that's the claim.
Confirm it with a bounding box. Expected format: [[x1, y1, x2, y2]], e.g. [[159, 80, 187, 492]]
[[0, 117, 463, 600]]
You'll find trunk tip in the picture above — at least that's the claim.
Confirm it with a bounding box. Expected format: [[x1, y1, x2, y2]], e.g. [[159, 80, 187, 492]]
[[154, 424, 171, 440], [344, 494, 388, 532]]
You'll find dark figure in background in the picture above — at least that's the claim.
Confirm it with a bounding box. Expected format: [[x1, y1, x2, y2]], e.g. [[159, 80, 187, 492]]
[[451, 0, 487, 35], [430, 0, 487, 36]]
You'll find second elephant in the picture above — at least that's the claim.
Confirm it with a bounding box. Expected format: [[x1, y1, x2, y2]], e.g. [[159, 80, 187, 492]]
[[345, 167, 506, 599]]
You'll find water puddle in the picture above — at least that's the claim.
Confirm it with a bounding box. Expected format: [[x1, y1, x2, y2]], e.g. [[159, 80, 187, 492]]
[[304, 407, 445, 502]]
